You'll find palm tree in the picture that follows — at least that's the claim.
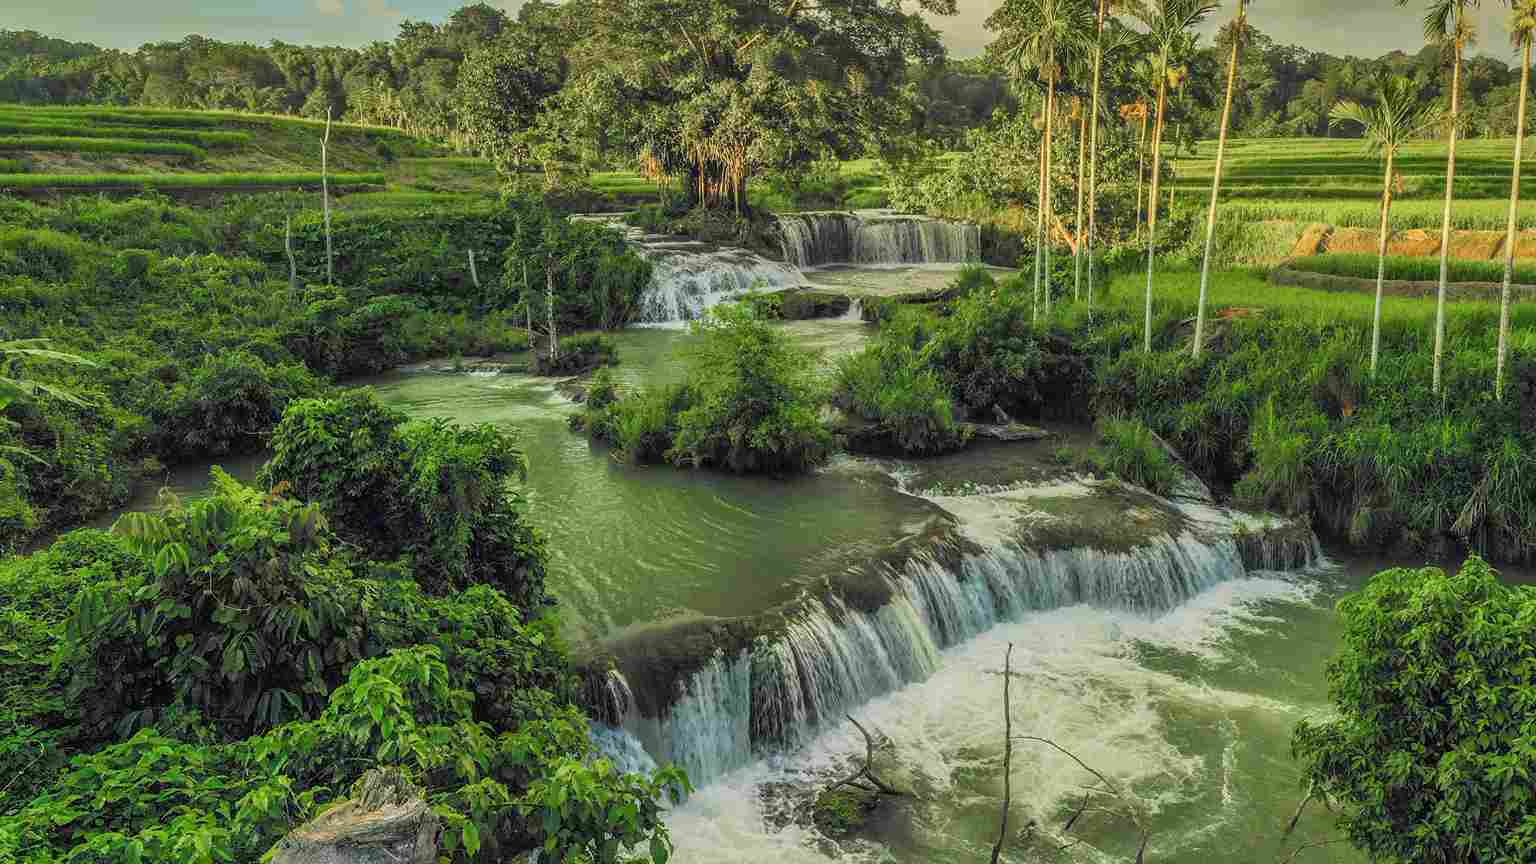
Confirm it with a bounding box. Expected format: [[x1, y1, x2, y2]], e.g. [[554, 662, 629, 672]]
[[1072, 95, 1088, 303], [1330, 77, 1445, 375], [1133, 0, 1218, 353], [1086, 17, 1140, 309], [1498, 0, 1536, 399], [992, 0, 1095, 319], [1398, 0, 1488, 393], [1193, 0, 1250, 359]]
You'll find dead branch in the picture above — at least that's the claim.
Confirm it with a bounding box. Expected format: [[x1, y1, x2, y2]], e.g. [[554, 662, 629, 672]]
[[1011, 736, 1124, 799], [830, 714, 900, 797], [990, 643, 1015, 864], [1278, 837, 1348, 864], [1283, 786, 1314, 841]]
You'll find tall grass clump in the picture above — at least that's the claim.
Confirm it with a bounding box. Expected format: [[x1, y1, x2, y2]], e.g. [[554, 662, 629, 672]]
[[1081, 417, 1180, 496]]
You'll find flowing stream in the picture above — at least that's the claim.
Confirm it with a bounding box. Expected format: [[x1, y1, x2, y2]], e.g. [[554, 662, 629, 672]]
[[96, 226, 1515, 862]]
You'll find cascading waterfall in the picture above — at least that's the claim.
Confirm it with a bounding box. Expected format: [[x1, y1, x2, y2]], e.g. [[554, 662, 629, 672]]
[[777, 212, 981, 268], [591, 522, 1320, 788], [636, 238, 802, 323]]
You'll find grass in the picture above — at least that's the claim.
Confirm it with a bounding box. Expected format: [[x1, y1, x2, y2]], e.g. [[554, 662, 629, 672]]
[[0, 121, 251, 148], [1103, 266, 1536, 336], [0, 136, 206, 158], [0, 172, 385, 190], [0, 158, 23, 173], [1288, 253, 1536, 285], [336, 190, 498, 211], [1218, 199, 1536, 231]]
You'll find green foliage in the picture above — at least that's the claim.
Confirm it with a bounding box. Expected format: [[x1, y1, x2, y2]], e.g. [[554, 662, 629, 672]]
[[834, 309, 968, 456], [534, 333, 618, 375], [1294, 557, 1536, 864], [1081, 418, 1180, 497], [0, 172, 385, 190], [667, 305, 833, 473], [578, 305, 833, 473], [151, 351, 324, 460], [260, 392, 549, 611]]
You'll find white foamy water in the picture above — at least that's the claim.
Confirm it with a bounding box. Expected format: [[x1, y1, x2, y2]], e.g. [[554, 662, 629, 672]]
[[662, 574, 1323, 864]]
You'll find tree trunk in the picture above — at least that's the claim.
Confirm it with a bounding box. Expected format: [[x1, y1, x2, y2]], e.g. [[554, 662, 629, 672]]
[[1034, 95, 1048, 322], [284, 213, 298, 295], [1372, 150, 1396, 376], [322, 107, 334, 287], [1498, 39, 1530, 400], [1195, 0, 1245, 359], [1074, 106, 1089, 303], [1086, 0, 1109, 309], [1044, 60, 1057, 316], [1433, 35, 1463, 394], [1143, 55, 1170, 354], [546, 262, 559, 362], [1135, 109, 1150, 243]]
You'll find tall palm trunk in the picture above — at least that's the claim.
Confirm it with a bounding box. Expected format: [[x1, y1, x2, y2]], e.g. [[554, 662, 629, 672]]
[[1498, 39, 1531, 400], [1074, 107, 1088, 302], [1372, 150, 1397, 375], [1044, 63, 1057, 316], [1034, 103, 1047, 321], [1432, 34, 1463, 394], [1135, 108, 1150, 241], [1086, 0, 1109, 309], [1143, 55, 1170, 353], [1194, 0, 1245, 358]]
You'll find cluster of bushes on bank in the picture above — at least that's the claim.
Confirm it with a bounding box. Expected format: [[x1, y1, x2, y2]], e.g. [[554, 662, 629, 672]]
[[573, 304, 833, 473], [0, 391, 686, 862], [841, 265, 1536, 563], [0, 193, 653, 550]]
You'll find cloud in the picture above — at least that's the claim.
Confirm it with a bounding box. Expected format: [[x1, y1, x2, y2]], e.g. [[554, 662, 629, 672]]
[[314, 0, 344, 15]]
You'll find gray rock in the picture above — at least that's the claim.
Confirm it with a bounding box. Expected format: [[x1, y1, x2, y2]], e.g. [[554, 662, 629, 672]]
[[268, 768, 439, 864]]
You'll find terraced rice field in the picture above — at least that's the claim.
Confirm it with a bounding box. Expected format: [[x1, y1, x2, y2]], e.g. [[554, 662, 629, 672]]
[[0, 104, 435, 195], [1173, 137, 1536, 230]]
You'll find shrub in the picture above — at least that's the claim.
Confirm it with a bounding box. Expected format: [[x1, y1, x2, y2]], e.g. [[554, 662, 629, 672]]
[[834, 310, 968, 456], [668, 304, 833, 473], [151, 351, 324, 460], [1294, 557, 1536, 864], [260, 392, 549, 611], [1081, 418, 1180, 496], [533, 333, 618, 375]]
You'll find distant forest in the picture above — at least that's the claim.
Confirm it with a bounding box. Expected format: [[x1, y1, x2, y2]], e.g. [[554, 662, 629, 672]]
[[3, 6, 1532, 145]]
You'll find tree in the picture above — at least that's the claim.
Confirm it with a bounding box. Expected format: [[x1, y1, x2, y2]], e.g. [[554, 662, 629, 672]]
[[1085, 3, 1139, 309], [989, 0, 1094, 318], [1498, 0, 1536, 399], [1293, 557, 1536, 864], [1132, 0, 1218, 353], [536, 0, 957, 209], [1331, 76, 1445, 375], [1398, 0, 1487, 394], [1193, 0, 1249, 359]]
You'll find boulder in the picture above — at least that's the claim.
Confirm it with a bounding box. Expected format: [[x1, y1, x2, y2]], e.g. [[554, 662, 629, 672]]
[[268, 768, 439, 864]]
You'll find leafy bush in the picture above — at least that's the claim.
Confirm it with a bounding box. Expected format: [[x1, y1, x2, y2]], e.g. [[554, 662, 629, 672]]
[[533, 333, 618, 375], [577, 305, 832, 473], [668, 304, 833, 473], [151, 351, 324, 460], [1081, 418, 1180, 496], [260, 392, 549, 611], [834, 310, 968, 456], [1293, 557, 1536, 864]]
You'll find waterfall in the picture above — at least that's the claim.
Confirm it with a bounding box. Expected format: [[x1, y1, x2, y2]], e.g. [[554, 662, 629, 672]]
[[777, 212, 981, 268], [636, 239, 802, 323], [589, 522, 1320, 787]]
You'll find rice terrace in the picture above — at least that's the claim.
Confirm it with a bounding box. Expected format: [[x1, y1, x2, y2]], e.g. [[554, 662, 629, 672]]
[[3, 2, 1536, 864]]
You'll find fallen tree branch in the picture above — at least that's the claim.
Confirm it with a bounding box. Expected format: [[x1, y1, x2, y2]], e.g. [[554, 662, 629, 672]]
[[990, 643, 1015, 864], [1278, 837, 1348, 864], [830, 714, 900, 797]]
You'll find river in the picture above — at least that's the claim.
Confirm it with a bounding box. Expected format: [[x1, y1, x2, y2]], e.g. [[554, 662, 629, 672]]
[[90, 216, 1514, 863]]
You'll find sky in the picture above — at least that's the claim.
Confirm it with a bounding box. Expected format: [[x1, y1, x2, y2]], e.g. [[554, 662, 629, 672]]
[[5, 0, 1528, 63]]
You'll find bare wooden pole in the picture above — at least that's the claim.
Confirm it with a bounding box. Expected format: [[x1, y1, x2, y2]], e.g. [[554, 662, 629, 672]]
[[990, 643, 1014, 864], [322, 106, 334, 287]]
